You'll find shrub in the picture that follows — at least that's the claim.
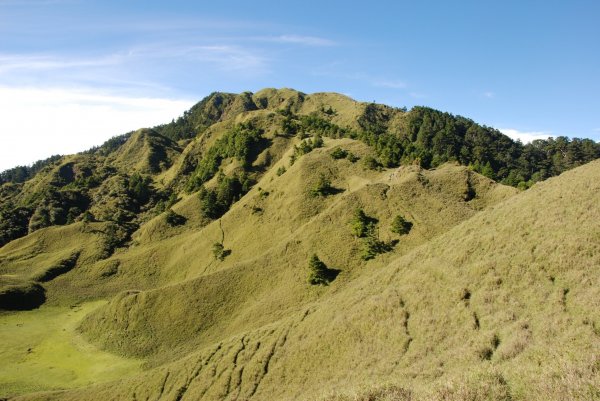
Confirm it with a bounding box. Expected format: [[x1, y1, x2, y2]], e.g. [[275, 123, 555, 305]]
[[330, 147, 348, 160], [351, 208, 377, 238], [362, 156, 382, 171], [212, 242, 231, 261], [307, 254, 333, 285], [310, 174, 334, 197], [276, 166, 287, 176], [391, 215, 413, 235], [361, 233, 394, 261], [165, 209, 186, 226], [128, 173, 152, 204], [346, 152, 360, 163]]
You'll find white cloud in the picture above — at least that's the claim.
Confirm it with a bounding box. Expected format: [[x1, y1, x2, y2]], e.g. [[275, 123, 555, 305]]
[[0, 53, 121, 73], [373, 79, 407, 89], [272, 35, 336, 47], [187, 45, 267, 71], [483, 91, 495, 98], [499, 128, 553, 143], [0, 86, 195, 171]]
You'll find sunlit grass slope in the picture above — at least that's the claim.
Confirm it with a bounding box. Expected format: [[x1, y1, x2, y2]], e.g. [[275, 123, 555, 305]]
[[11, 160, 600, 401]]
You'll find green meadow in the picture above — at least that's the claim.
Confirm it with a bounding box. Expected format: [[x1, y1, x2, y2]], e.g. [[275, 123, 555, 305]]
[[0, 301, 142, 397]]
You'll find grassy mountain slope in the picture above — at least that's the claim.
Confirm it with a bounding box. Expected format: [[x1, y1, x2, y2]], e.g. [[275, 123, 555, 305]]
[[12, 151, 600, 401], [1, 89, 599, 400], [76, 139, 516, 362]]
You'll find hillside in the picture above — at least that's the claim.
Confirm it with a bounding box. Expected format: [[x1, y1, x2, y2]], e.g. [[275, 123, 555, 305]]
[[0, 89, 599, 401]]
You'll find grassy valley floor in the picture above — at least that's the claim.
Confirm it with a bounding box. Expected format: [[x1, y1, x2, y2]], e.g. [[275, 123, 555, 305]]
[[0, 301, 142, 398]]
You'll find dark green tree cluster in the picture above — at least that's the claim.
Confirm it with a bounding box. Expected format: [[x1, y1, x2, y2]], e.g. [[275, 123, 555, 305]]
[[350, 209, 395, 260], [198, 172, 253, 219], [153, 92, 238, 141], [330, 147, 348, 159], [186, 123, 263, 193], [357, 107, 600, 187], [27, 188, 90, 232], [128, 173, 153, 205], [86, 133, 131, 156], [278, 110, 349, 139], [290, 134, 324, 165], [0, 204, 31, 247], [0, 155, 62, 184], [350, 208, 378, 238], [298, 115, 348, 138], [330, 147, 360, 163]]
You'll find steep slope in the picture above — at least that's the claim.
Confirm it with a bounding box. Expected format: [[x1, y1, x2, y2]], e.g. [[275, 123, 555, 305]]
[[76, 139, 516, 363], [1, 88, 599, 400], [108, 128, 182, 174], [16, 158, 599, 401]]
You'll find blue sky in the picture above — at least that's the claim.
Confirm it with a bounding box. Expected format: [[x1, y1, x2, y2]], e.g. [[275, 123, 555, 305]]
[[1, 0, 599, 170]]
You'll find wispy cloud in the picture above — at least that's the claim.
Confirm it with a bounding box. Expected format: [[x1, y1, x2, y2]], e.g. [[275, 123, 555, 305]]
[[0, 53, 121, 73], [409, 92, 427, 99], [373, 79, 407, 89], [0, 85, 195, 171], [499, 128, 553, 143], [483, 91, 495, 99], [0, 41, 269, 90], [183, 45, 267, 71], [268, 35, 336, 47]]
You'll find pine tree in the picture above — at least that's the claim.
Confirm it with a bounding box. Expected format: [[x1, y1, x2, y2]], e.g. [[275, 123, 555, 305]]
[[391, 215, 413, 235], [307, 254, 331, 285]]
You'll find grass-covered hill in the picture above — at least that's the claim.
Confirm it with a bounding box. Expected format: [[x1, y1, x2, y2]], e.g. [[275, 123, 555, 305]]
[[0, 89, 599, 400]]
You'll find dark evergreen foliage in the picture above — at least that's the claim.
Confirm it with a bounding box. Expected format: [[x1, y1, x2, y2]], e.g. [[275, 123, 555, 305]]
[[164, 209, 186, 226], [153, 92, 238, 141], [186, 123, 263, 193], [307, 254, 338, 285], [350, 209, 378, 238], [390, 215, 413, 235], [0, 155, 62, 184], [198, 172, 253, 219]]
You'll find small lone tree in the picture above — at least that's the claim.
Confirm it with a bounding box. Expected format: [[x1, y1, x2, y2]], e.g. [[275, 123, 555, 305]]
[[307, 254, 331, 285], [165, 209, 186, 226], [212, 242, 230, 261], [390, 215, 413, 235], [350, 208, 377, 238], [310, 174, 333, 197], [360, 232, 394, 260]]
